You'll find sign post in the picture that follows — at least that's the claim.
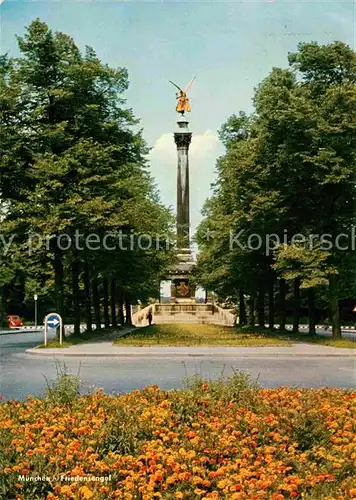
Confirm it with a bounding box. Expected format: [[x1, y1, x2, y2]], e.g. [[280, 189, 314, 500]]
[[34, 294, 38, 328], [44, 313, 63, 346]]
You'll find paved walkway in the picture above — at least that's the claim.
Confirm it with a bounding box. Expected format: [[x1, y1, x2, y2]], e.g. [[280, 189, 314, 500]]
[[26, 338, 355, 358]]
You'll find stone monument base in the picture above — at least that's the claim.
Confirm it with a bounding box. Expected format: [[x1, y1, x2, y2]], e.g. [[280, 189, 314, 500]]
[[168, 249, 196, 303]]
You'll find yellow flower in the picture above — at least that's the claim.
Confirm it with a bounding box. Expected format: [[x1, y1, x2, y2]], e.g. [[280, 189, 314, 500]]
[[79, 486, 93, 499], [60, 486, 72, 495], [217, 479, 228, 489]]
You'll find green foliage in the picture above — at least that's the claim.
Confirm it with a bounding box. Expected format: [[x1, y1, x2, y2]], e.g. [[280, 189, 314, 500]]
[[195, 41, 356, 337], [272, 244, 337, 288], [43, 360, 81, 405], [0, 19, 175, 326], [98, 405, 154, 456], [182, 371, 262, 408]]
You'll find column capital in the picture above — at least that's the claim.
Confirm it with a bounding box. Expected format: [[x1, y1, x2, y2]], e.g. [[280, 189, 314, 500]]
[[174, 132, 192, 148]]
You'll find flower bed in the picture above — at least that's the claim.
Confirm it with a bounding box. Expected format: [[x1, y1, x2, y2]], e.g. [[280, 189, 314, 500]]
[[1, 374, 355, 499]]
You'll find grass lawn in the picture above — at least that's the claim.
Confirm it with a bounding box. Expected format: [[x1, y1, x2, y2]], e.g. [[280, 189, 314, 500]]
[[39, 327, 123, 349], [40, 324, 356, 349], [113, 324, 291, 347], [281, 332, 356, 349]]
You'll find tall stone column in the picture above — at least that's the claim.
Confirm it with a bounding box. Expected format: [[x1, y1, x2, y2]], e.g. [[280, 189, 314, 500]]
[[169, 118, 195, 303], [174, 118, 192, 253]]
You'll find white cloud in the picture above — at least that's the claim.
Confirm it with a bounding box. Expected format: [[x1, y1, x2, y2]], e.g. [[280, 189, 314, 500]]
[[151, 129, 220, 166]]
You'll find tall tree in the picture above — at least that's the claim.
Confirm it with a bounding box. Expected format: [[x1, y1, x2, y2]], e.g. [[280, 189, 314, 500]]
[[195, 42, 356, 339], [0, 20, 175, 332]]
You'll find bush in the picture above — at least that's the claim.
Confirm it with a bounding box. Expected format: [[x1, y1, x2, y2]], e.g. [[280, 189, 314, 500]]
[[0, 316, 8, 328], [43, 360, 81, 405]]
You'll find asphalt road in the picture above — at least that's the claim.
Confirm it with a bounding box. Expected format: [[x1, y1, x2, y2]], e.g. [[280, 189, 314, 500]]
[[0, 329, 354, 401]]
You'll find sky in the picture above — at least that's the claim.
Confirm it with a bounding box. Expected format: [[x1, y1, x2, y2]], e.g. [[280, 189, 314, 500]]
[[1, 0, 354, 231], [0, 0, 354, 295]]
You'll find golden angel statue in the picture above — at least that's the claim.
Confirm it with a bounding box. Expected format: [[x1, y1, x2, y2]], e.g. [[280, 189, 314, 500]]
[[169, 77, 196, 115]]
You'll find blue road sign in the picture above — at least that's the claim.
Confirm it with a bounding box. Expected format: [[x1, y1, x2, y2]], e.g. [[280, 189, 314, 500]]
[[47, 314, 61, 329]]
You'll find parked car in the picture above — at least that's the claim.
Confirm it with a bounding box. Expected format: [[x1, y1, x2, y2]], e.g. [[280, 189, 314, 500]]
[[7, 315, 24, 329]]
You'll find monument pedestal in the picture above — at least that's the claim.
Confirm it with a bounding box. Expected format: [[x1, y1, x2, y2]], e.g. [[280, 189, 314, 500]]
[[170, 277, 196, 303], [169, 250, 196, 303]]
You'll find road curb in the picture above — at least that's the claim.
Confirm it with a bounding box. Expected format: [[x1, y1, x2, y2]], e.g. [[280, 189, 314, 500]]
[[25, 349, 355, 358]]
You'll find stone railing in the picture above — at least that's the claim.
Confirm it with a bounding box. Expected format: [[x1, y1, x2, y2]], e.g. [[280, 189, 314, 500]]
[[154, 304, 213, 315], [132, 305, 154, 326], [131, 302, 236, 327], [212, 304, 236, 326]]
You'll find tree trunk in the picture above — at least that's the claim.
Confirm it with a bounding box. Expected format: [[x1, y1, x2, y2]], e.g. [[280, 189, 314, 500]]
[[329, 275, 341, 339], [71, 256, 81, 336], [248, 296, 255, 327], [0, 284, 6, 327], [117, 292, 125, 326], [92, 275, 101, 332], [307, 288, 316, 335], [3, 284, 10, 315], [0, 286, 5, 327], [110, 279, 117, 328], [257, 284, 265, 328], [53, 245, 64, 340], [238, 290, 247, 326], [292, 278, 301, 334], [83, 260, 92, 333], [279, 279, 287, 331], [268, 277, 275, 330], [103, 277, 110, 328], [125, 299, 132, 325]]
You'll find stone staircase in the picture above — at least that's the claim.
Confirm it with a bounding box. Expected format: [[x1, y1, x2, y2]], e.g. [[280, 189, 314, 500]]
[[132, 303, 236, 327]]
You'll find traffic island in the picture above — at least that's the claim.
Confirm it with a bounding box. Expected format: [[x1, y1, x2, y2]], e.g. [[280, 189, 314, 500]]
[[25, 324, 355, 357]]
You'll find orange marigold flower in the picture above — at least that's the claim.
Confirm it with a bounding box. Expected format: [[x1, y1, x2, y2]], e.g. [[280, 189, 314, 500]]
[[79, 486, 94, 499], [60, 486, 72, 495], [217, 479, 228, 489]]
